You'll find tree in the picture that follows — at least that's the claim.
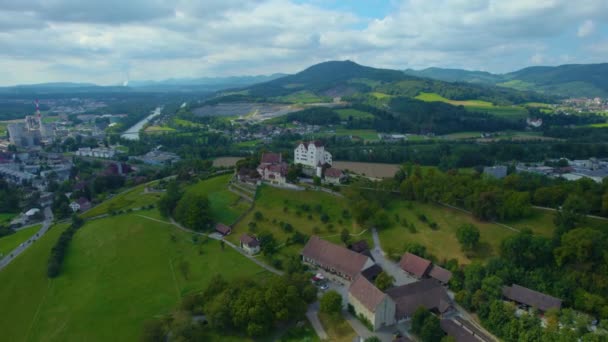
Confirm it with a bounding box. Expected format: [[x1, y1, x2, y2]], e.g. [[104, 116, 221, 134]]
[[481, 275, 504, 300], [374, 271, 395, 291], [173, 192, 212, 231], [419, 314, 444, 342], [456, 224, 480, 251], [340, 228, 350, 245], [158, 181, 182, 217], [554, 194, 589, 235], [319, 290, 342, 315], [411, 307, 431, 334]]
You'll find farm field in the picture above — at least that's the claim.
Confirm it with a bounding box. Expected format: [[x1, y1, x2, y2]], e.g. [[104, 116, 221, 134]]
[[335, 108, 374, 120], [333, 161, 399, 179], [144, 125, 175, 133], [415, 92, 528, 119], [0, 122, 7, 136], [82, 182, 162, 218], [274, 90, 329, 104], [172, 117, 204, 128], [213, 156, 243, 167], [228, 185, 363, 264], [185, 174, 250, 225], [235, 139, 261, 148], [0, 213, 269, 342], [0, 224, 41, 256]]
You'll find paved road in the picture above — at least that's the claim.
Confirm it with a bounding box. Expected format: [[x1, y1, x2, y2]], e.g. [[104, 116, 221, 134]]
[[306, 302, 328, 340], [0, 207, 54, 271], [370, 228, 417, 286]]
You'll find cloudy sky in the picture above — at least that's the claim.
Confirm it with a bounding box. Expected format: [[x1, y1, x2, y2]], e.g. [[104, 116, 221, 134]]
[[1, 0, 607, 85]]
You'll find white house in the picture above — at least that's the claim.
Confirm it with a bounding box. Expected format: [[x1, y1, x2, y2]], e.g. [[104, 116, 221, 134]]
[[240, 234, 261, 255], [294, 141, 332, 168]]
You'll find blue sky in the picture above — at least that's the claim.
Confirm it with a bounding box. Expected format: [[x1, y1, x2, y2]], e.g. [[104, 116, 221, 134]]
[[0, 0, 607, 85]]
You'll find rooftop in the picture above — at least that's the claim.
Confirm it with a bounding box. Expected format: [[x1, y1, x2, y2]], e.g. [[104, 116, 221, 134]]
[[399, 252, 432, 278], [502, 284, 562, 312], [349, 275, 387, 313], [386, 278, 452, 318], [301, 236, 372, 280]]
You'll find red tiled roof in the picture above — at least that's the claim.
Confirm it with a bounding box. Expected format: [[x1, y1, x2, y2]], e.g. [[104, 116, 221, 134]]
[[260, 152, 282, 164], [502, 284, 562, 312], [399, 253, 432, 278], [324, 167, 343, 178], [301, 236, 372, 280], [386, 279, 452, 318], [215, 223, 232, 235], [349, 275, 386, 312], [429, 265, 453, 284], [240, 234, 259, 247]]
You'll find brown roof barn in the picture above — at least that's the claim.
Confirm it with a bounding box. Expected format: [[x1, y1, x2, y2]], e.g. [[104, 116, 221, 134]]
[[386, 278, 452, 319], [502, 284, 562, 312], [325, 167, 343, 178], [240, 234, 260, 247], [399, 253, 432, 278], [215, 223, 232, 236], [429, 265, 453, 284], [349, 275, 387, 313], [301, 236, 373, 280]]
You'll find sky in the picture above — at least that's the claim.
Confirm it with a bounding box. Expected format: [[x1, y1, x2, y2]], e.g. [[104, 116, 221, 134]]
[[0, 0, 607, 85]]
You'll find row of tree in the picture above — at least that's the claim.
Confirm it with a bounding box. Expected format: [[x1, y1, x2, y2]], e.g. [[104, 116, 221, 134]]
[[47, 215, 84, 278]]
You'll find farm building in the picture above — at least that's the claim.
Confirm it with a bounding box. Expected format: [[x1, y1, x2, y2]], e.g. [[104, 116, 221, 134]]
[[502, 284, 562, 312], [215, 223, 232, 236], [239, 234, 260, 255], [399, 252, 432, 278], [301, 236, 374, 281]]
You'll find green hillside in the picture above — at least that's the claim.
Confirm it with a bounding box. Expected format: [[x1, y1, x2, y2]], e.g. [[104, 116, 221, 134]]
[[0, 213, 267, 342]]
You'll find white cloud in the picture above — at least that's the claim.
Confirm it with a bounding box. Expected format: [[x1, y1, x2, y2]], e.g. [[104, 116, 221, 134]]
[[0, 0, 607, 85], [577, 20, 595, 37]]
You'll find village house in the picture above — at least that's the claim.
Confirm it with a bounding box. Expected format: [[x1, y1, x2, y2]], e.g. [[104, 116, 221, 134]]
[[399, 252, 433, 278], [215, 223, 232, 236], [323, 167, 345, 184], [348, 275, 396, 330], [69, 197, 92, 213], [301, 236, 374, 281], [239, 234, 260, 255], [257, 152, 288, 185], [502, 284, 562, 312]]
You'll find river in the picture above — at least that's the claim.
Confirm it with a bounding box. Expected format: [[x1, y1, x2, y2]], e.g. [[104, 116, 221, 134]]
[[120, 106, 162, 141]]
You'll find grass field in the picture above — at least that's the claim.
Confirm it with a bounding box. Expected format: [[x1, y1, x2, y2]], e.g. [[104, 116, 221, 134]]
[[144, 125, 176, 133], [185, 174, 250, 225], [275, 91, 329, 104], [318, 313, 356, 342], [0, 122, 7, 136], [370, 92, 392, 100], [228, 185, 364, 264], [335, 108, 374, 120], [0, 213, 269, 342], [173, 117, 204, 128], [589, 122, 608, 128], [235, 139, 262, 148], [415, 92, 528, 119], [335, 128, 379, 141], [0, 212, 16, 225], [0, 225, 41, 256], [82, 182, 162, 218]]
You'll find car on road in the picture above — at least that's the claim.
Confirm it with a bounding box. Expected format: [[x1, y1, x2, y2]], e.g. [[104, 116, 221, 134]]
[[319, 284, 329, 291]]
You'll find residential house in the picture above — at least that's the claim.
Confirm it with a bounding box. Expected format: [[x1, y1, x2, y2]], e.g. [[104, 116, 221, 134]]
[[324, 167, 345, 184], [399, 252, 432, 278], [215, 223, 232, 236], [301, 236, 374, 281], [502, 284, 562, 312], [348, 275, 396, 331], [69, 198, 91, 212], [386, 279, 453, 322], [294, 141, 332, 168], [257, 152, 288, 185], [240, 234, 260, 255]]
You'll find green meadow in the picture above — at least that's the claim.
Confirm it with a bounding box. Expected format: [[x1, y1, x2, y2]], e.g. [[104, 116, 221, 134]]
[[0, 213, 268, 342], [0, 224, 41, 256]]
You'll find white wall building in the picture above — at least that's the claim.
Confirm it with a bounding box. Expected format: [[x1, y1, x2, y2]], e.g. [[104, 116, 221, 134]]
[[294, 141, 332, 168]]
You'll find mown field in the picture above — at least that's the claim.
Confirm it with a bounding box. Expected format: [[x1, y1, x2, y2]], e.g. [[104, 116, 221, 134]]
[[82, 182, 162, 218], [0, 212, 16, 225], [376, 201, 566, 264], [335, 108, 374, 120], [184, 174, 250, 225], [212, 156, 242, 167], [415, 92, 528, 119], [0, 224, 41, 256], [228, 185, 367, 265], [0, 213, 269, 342]]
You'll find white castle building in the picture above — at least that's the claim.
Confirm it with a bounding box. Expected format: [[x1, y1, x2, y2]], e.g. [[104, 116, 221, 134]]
[[294, 141, 332, 168]]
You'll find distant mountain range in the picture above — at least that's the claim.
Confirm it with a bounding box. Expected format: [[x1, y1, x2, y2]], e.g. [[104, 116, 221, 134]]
[[231, 60, 553, 105], [404, 63, 608, 98]]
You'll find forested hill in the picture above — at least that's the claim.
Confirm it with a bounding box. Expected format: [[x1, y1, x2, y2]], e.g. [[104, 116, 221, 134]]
[[404, 63, 608, 98], [233, 60, 552, 105]]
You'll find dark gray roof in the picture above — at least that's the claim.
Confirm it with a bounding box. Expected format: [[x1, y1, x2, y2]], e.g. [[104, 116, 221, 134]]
[[441, 319, 490, 342], [502, 284, 562, 311], [386, 279, 452, 318]]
